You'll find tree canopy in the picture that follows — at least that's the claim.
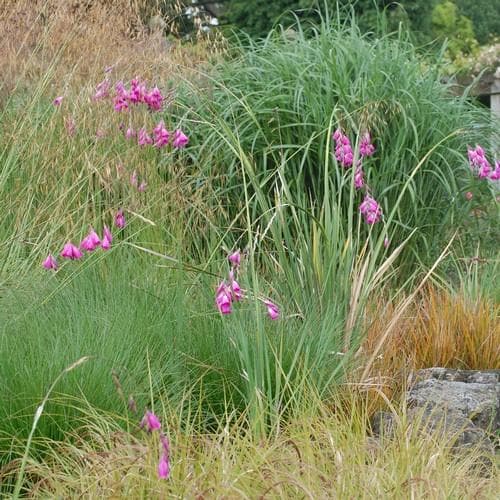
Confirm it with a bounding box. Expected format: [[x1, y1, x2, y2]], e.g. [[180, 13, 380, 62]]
[[217, 0, 499, 47]]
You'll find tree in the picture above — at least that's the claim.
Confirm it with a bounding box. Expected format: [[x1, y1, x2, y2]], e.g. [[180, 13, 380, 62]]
[[455, 0, 500, 44], [431, 1, 478, 61], [221, 0, 319, 39], [220, 1, 441, 41], [161, 0, 498, 48]]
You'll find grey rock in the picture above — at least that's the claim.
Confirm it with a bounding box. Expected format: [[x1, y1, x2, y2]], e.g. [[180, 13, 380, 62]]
[[407, 378, 499, 430], [412, 367, 499, 385], [371, 368, 499, 454], [370, 411, 396, 437]]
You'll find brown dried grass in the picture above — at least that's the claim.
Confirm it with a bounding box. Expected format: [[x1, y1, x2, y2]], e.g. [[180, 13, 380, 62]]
[[0, 0, 219, 98]]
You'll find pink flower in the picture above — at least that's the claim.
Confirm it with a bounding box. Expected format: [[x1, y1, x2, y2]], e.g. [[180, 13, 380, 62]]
[[144, 86, 163, 111], [359, 194, 382, 225], [468, 145, 491, 179], [101, 225, 112, 250], [465, 191, 473, 201], [158, 433, 170, 479], [104, 65, 114, 73], [383, 237, 390, 248], [354, 167, 364, 190], [53, 96, 63, 106], [113, 96, 129, 112], [216, 281, 232, 315], [228, 249, 241, 267], [95, 129, 106, 140], [140, 410, 161, 432], [42, 254, 58, 270], [138, 127, 153, 147], [115, 81, 127, 97], [332, 128, 353, 168], [93, 78, 111, 100], [64, 116, 76, 137], [80, 228, 101, 252], [125, 127, 135, 139], [115, 209, 126, 229], [359, 132, 375, 157], [129, 78, 146, 104], [263, 300, 279, 320], [478, 165, 491, 179], [332, 129, 342, 142], [489, 161, 500, 181], [172, 129, 189, 149], [138, 181, 147, 192], [113, 82, 129, 111], [228, 270, 243, 302], [60, 242, 83, 260], [231, 279, 243, 302], [153, 121, 170, 148], [158, 454, 170, 479]]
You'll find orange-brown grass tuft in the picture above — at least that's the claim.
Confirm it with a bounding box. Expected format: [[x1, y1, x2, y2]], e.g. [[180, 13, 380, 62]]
[[356, 285, 499, 412]]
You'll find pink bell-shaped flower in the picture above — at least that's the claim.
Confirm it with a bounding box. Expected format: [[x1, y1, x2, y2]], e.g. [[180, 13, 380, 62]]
[[101, 225, 112, 250], [60, 242, 83, 260], [115, 209, 126, 229], [263, 299, 279, 320], [172, 129, 189, 149], [140, 410, 161, 432], [42, 254, 58, 270]]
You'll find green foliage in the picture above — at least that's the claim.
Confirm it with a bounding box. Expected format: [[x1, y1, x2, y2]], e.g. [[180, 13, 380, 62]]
[[455, 0, 500, 44], [220, 1, 442, 42], [221, 0, 319, 39], [431, 1, 478, 61], [219, 0, 498, 53]]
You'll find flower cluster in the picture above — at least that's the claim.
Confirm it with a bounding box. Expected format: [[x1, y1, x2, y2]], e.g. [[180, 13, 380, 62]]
[[42, 210, 125, 271], [140, 410, 171, 479], [216, 249, 280, 320], [468, 145, 491, 179], [468, 145, 499, 181], [332, 128, 354, 168], [359, 132, 376, 158], [54, 70, 190, 151], [359, 194, 383, 225], [129, 121, 189, 149], [333, 127, 383, 225], [216, 250, 243, 315], [354, 167, 364, 190], [332, 128, 375, 193], [113, 78, 164, 113]]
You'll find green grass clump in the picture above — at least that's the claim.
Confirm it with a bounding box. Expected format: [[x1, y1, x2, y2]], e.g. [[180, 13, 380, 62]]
[[180, 15, 498, 277]]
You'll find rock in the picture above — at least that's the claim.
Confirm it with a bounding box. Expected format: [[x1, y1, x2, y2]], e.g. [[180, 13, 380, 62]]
[[411, 367, 499, 385], [370, 411, 396, 437], [407, 379, 499, 432], [371, 368, 499, 454]]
